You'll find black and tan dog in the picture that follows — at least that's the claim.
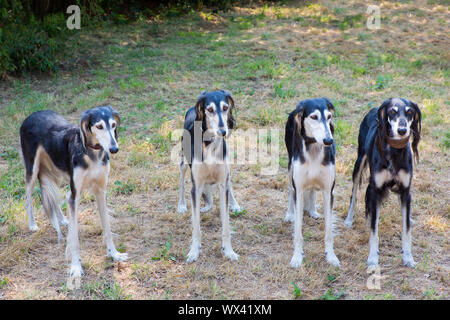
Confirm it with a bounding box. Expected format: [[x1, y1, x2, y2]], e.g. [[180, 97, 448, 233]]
[[178, 90, 241, 263], [344, 98, 421, 268], [20, 106, 128, 284]]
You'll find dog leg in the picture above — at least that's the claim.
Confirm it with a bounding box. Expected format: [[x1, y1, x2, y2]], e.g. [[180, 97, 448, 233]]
[[366, 184, 380, 267], [227, 176, 242, 213], [323, 188, 340, 267], [187, 180, 203, 263], [94, 188, 128, 262], [401, 192, 416, 267], [66, 171, 84, 289], [177, 158, 188, 214], [220, 182, 238, 260], [344, 154, 366, 228], [25, 169, 39, 232], [305, 190, 321, 219], [285, 167, 295, 222], [200, 184, 213, 213], [290, 176, 304, 268]]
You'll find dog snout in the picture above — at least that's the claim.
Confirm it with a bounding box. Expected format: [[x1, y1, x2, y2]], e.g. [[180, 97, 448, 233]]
[[109, 146, 119, 154], [218, 129, 227, 137], [397, 127, 407, 136], [323, 137, 333, 146]]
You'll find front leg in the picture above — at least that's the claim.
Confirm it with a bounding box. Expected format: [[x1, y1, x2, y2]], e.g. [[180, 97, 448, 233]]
[[400, 191, 416, 267], [177, 158, 188, 214], [187, 179, 203, 263], [323, 187, 340, 267], [66, 175, 83, 289], [220, 180, 238, 260], [366, 183, 380, 267], [94, 188, 128, 262], [290, 176, 304, 268]]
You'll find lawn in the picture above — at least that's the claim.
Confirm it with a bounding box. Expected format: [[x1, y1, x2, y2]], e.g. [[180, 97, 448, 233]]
[[0, 0, 448, 299]]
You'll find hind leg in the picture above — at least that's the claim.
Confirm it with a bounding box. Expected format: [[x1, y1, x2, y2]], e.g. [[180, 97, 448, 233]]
[[304, 190, 321, 219], [25, 158, 40, 232], [200, 184, 213, 213], [285, 167, 295, 222], [177, 158, 188, 214], [227, 175, 241, 213], [344, 154, 366, 228]]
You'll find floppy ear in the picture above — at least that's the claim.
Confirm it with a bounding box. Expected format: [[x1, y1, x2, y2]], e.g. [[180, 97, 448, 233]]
[[195, 91, 207, 121], [293, 102, 305, 140], [376, 99, 390, 165], [323, 98, 335, 135], [108, 106, 120, 139], [80, 111, 92, 149], [409, 100, 421, 164], [221, 90, 235, 130]]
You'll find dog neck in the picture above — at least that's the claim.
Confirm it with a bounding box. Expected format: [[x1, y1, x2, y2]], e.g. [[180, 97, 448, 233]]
[[386, 136, 409, 149]]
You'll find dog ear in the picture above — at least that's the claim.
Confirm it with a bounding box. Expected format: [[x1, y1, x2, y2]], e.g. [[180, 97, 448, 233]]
[[80, 110, 92, 149], [293, 102, 305, 137], [221, 90, 235, 130], [409, 100, 421, 164], [195, 91, 207, 121], [107, 106, 120, 139], [323, 98, 335, 135], [376, 99, 390, 165]]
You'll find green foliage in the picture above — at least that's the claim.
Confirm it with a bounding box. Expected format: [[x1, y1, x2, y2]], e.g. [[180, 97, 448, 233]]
[[152, 235, 176, 261], [292, 282, 303, 299]]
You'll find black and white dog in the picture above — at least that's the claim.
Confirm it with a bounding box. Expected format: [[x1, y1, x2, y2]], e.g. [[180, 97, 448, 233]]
[[344, 98, 421, 268], [285, 98, 340, 268], [178, 90, 241, 263], [20, 106, 128, 284]]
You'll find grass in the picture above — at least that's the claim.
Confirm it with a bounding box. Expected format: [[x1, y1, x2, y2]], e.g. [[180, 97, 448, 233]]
[[0, 0, 448, 300]]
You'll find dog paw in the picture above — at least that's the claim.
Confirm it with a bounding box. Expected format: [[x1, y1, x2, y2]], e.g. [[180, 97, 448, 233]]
[[186, 248, 200, 263], [308, 210, 322, 219], [230, 204, 242, 213], [326, 252, 341, 267], [284, 212, 294, 222], [177, 204, 187, 214], [343, 218, 353, 228], [200, 205, 212, 213], [402, 256, 416, 268], [109, 251, 128, 262], [290, 253, 304, 268], [67, 265, 83, 290], [59, 216, 69, 226], [222, 247, 239, 261]]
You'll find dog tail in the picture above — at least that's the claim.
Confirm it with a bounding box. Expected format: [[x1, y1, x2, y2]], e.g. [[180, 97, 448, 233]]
[[38, 170, 63, 234]]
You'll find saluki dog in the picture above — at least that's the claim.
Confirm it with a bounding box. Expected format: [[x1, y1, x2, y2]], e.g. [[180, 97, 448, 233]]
[[285, 98, 340, 268], [344, 98, 421, 267], [178, 90, 241, 263], [20, 106, 128, 284]]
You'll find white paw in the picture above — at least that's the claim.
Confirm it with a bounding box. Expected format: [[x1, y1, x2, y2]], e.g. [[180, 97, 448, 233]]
[[402, 255, 416, 268], [109, 250, 128, 262], [59, 216, 69, 226], [222, 247, 239, 261], [284, 211, 294, 222], [200, 205, 212, 213], [308, 210, 322, 219], [326, 252, 341, 267], [186, 247, 200, 263], [29, 224, 39, 232], [343, 218, 353, 228], [177, 203, 187, 214], [230, 204, 242, 213], [290, 253, 304, 268], [67, 264, 83, 290], [367, 255, 379, 267]]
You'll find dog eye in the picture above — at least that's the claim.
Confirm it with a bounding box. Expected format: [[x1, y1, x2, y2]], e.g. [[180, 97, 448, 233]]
[[207, 107, 214, 113], [96, 124, 103, 130], [311, 115, 318, 120]]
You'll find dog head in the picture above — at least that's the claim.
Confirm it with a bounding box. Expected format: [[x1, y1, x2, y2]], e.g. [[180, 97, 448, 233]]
[[294, 97, 335, 146], [377, 98, 421, 162], [194, 90, 235, 138], [80, 106, 120, 154]]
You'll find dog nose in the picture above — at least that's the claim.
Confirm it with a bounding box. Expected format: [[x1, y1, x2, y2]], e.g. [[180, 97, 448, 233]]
[[397, 128, 407, 136], [323, 138, 333, 146], [109, 146, 119, 154], [218, 129, 227, 137]]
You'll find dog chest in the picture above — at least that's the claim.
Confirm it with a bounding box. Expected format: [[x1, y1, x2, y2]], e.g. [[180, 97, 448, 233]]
[[374, 169, 411, 188]]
